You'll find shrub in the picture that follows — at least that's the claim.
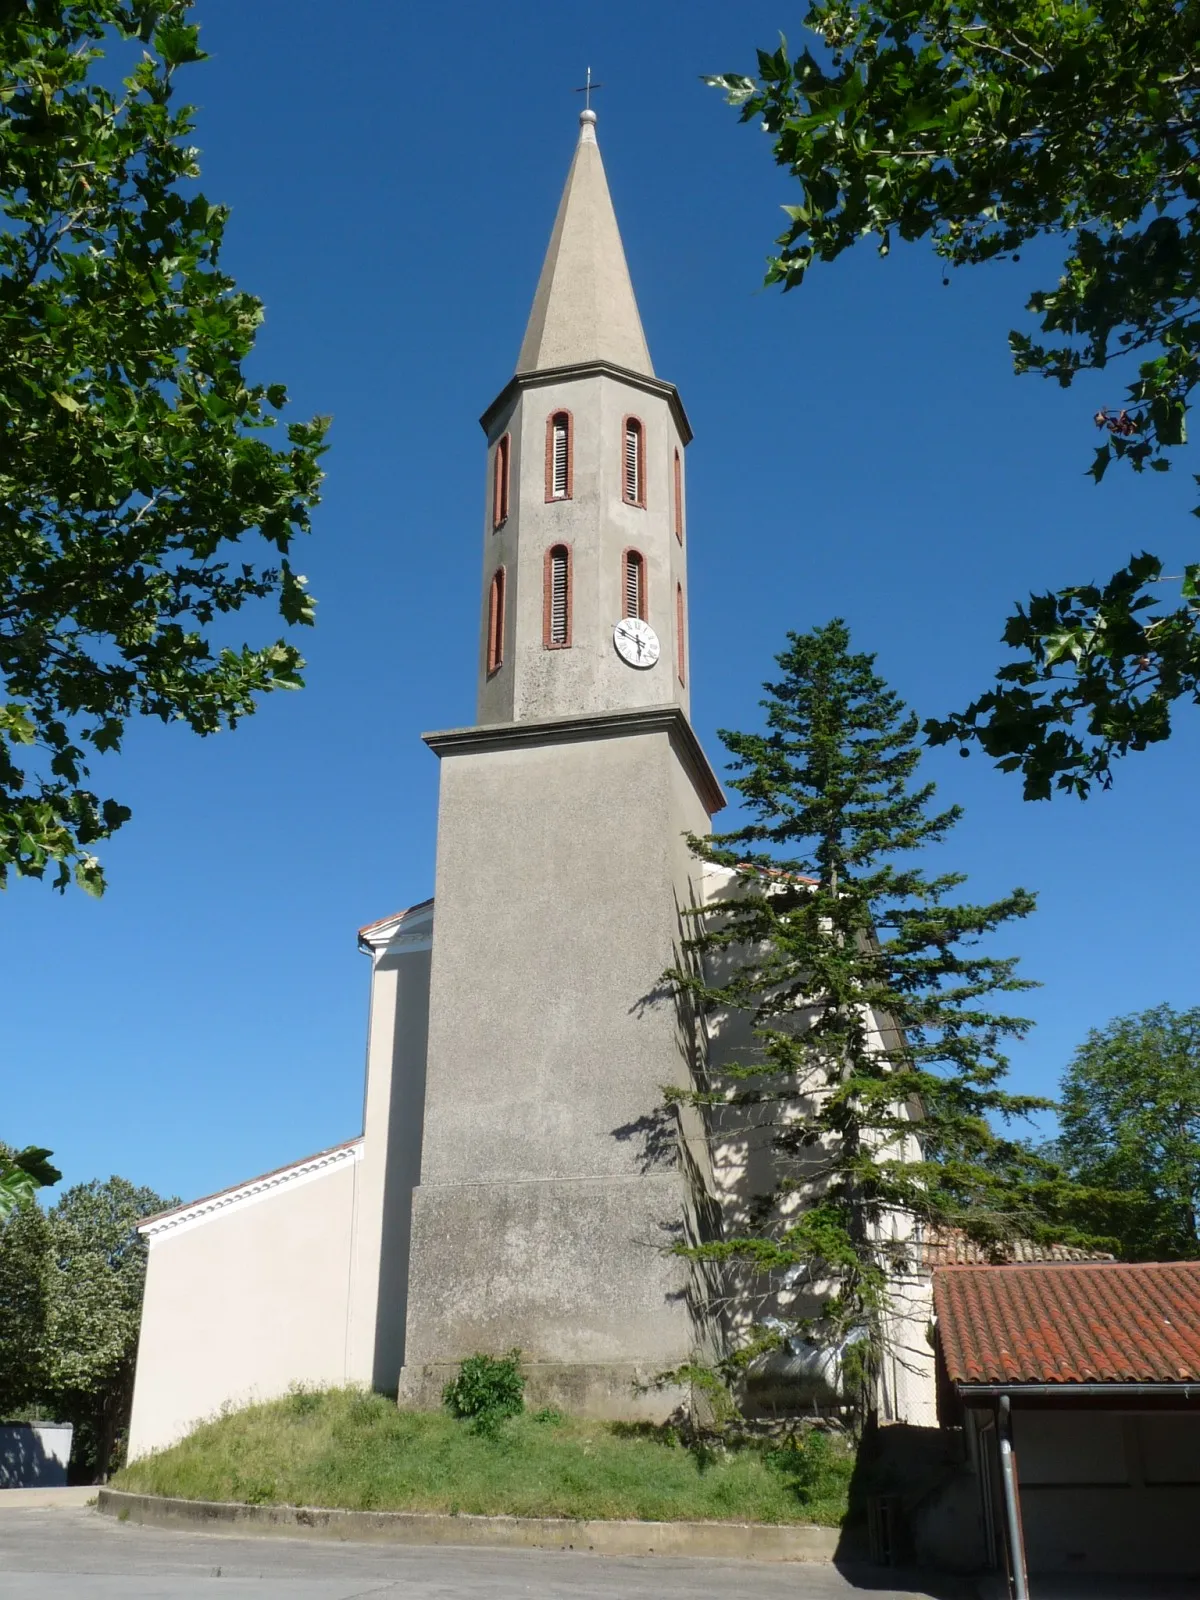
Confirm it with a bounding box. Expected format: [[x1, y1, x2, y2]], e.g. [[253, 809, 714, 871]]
[[766, 1428, 841, 1506], [285, 1385, 322, 1417], [442, 1350, 525, 1435]]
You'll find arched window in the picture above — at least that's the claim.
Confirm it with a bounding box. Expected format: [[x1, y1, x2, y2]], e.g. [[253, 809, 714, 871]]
[[676, 583, 686, 684], [486, 567, 506, 675], [543, 544, 572, 648], [492, 433, 510, 530], [673, 448, 683, 542], [545, 411, 573, 501], [622, 548, 646, 621], [622, 416, 645, 507]]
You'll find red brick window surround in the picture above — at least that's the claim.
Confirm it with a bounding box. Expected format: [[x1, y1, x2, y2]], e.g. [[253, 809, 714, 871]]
[[543, 544, 572, 648], [486, 567, 506, 675], [492, 434, 511, 530], [622, 416, 645, 507], [673, 449, 683, 542], [545, 411, 573, 502], [676, 583, 686, 684], [622, 548, 647, 621]]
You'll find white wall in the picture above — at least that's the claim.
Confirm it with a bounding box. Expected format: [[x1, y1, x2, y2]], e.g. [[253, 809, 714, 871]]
[[347, 905, 432, 1394], [127, 1144, 362, 1460]]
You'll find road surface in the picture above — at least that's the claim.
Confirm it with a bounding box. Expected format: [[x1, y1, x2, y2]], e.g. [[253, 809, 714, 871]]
[[0, 1504, 969, 1599]]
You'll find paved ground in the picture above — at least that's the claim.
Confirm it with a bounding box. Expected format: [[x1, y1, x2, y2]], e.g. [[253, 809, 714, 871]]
[[0, 1484, 95, 1509], [0, 1505, 969, 1600]]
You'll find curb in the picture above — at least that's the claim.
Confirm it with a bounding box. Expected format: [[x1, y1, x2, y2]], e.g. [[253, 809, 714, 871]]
[[97, 1488, 842, 1562]]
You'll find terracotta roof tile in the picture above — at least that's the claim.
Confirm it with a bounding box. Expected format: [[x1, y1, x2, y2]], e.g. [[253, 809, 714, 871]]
[[921, 1229, 1114, 1268], [935, 1261, 1200, 1386], [357, 898, 433, 938]]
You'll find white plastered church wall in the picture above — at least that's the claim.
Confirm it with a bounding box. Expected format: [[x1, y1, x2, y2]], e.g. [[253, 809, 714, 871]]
[[127, 903, 433, 1460], [346, 902, 433, 1392], [127, 1142, 363, 1460]]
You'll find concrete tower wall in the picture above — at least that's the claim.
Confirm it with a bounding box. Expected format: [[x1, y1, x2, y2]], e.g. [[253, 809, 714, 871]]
[[397, 109, 724, 1418], [398, 719, 716, 1413], [478, 374, 690, 726]]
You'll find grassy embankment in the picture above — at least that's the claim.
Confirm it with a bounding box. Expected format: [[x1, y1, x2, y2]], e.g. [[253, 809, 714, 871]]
[[115, 1388, 852, 1526]]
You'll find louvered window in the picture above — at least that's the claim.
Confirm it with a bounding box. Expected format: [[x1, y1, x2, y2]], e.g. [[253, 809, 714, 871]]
[[673, 449, 683, 541], [487, 567, 505, 674], [545, 544, 571, 648], [623, 549, 645, 621], [547, 412, 571, 500], [676, 583, 686, 684], [493, 434, 510, 529], [623, 418, 644, 506]]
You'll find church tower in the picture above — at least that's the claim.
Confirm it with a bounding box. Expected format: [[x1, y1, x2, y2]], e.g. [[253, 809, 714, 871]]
[[475, 106, 693, 727], [397, 109, 724, 1416]]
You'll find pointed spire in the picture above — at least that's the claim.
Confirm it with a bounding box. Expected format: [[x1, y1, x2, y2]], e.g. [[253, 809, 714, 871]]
[[517, 109, 654, 378]]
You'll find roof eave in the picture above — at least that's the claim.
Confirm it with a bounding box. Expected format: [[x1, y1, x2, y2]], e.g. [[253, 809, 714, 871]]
[[956, 1381, 1200, 1402], [479, 361, 693, 447]]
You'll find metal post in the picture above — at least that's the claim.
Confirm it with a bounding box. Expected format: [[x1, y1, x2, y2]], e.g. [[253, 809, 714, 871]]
[[997, 1394, 1030, 1600]]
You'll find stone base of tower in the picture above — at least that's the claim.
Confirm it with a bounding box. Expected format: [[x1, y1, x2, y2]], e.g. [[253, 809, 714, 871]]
[[398, 1362, 686, 1421], [396, 1173, 697, 1420]]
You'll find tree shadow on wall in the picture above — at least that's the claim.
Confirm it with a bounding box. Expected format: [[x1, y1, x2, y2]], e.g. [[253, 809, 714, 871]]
[[0, 1423, 70, 1488]]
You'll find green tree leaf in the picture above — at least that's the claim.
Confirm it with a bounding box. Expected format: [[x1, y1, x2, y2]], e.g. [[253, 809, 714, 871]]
[[715, 3, 1200, 795], [664, 621, 1097, 1425], [1055, 1006, 1200, 1261], [0, 2, 330, 892]]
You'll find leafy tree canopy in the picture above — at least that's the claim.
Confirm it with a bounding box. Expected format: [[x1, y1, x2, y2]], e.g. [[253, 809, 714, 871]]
[[665, 620, 1093, 1421], [1, 0, 327, 894], [1056, 1004, 1200, 1260], [710, 2, 1200, 798], [0, 1166, 171, 1474], [0, 1143, 60, 1219], [44, 1173, 172, 1473], [0, 1186, 53, 1415]]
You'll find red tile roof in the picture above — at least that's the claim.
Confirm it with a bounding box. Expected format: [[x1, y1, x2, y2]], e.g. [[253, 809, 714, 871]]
[[357, 897, 433, 937], [921, 1230, 1113, 1269], [935, 1262, 1200, 1386]]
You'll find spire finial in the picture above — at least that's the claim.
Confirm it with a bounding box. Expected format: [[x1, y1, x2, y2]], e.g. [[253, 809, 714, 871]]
[[573, 66, 604, 123]]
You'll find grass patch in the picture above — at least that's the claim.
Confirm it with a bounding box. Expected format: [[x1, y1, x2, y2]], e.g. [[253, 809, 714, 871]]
[[114, 1388, 852, 1526]]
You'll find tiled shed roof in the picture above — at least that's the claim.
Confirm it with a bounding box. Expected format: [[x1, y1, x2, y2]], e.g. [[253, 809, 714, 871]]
[[935, 1261, 1200, 1386], [921, 1230, 1113, 1268]]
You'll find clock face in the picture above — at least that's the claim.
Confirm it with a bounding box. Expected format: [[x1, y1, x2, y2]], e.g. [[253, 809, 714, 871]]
[[614, 617, 660, 669]]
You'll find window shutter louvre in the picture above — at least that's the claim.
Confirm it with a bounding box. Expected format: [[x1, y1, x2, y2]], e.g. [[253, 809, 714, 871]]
[[624, 551, 643, 620], [624, 421, 641, 504], [552, 418, 569, 498], [550, 547, 569, 644]]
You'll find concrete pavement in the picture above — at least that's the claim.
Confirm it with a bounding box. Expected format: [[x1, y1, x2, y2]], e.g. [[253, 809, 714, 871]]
[[0, 1505, 969, 1599], [0, 1484, 96, 1509]]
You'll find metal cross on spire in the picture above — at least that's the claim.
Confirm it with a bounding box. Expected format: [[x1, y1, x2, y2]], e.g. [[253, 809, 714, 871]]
[[572, 66, 604, 110]]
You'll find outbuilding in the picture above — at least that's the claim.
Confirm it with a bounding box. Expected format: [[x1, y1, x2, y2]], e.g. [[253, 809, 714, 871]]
[[935, 1260, 1200, 1592]]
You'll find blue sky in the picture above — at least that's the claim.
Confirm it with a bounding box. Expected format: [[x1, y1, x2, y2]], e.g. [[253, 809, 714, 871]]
[[4, 0, 1198, 1206]]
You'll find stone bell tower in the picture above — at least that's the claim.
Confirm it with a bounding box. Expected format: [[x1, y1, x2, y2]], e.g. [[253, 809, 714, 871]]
[[397, 109, 724, 1416]]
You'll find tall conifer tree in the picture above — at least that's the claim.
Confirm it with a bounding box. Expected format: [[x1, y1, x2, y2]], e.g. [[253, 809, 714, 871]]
[[669, 621, 1076, 1417]]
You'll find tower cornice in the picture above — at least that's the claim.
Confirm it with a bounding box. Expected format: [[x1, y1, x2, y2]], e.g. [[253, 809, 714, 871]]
[[479, 359, 693, 447], [423, 704, 724, 816]]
